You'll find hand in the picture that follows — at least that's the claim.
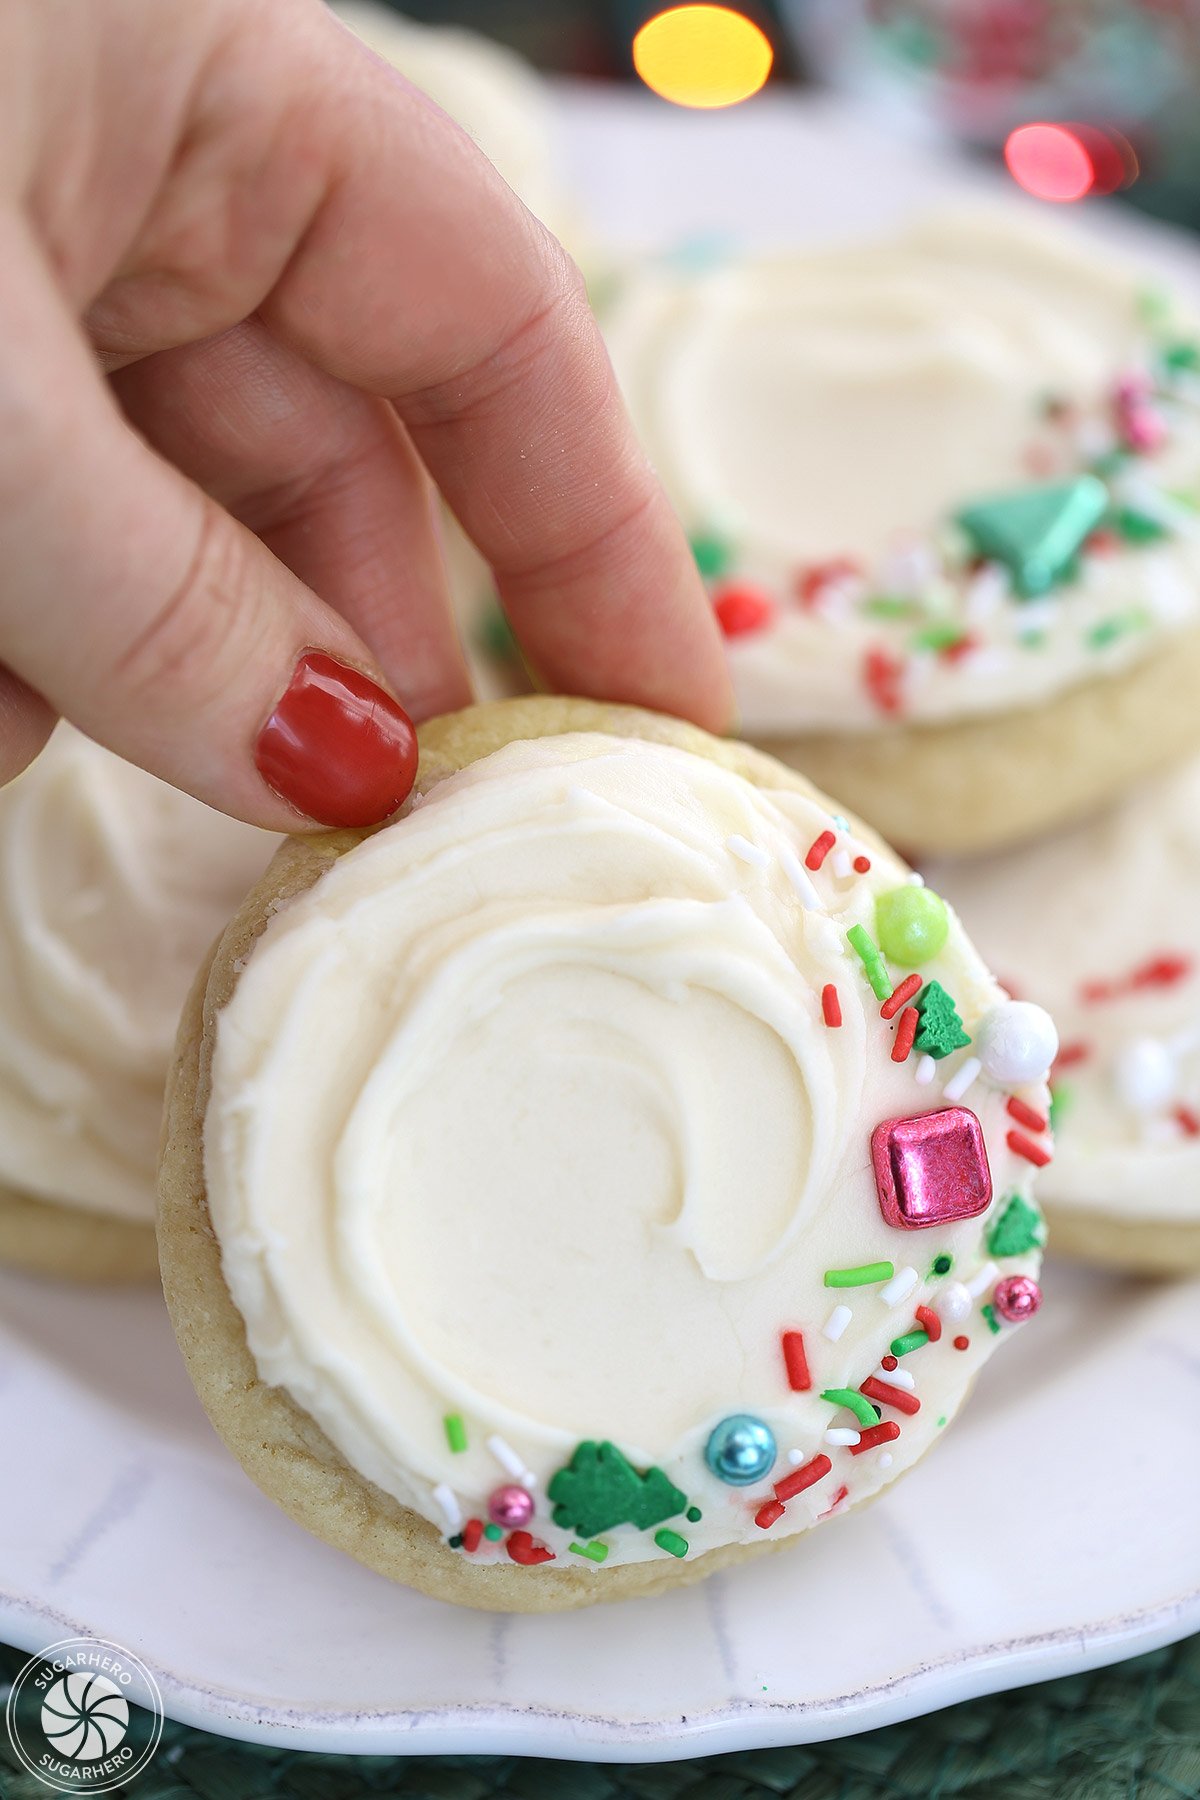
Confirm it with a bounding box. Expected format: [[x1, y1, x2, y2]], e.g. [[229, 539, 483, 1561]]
[[0, 0, 732, 828]]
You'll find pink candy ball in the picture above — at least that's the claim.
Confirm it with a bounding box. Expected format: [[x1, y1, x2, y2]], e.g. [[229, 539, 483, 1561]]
[[994, 1274, 1042, 1323], [487, 1483, 534, 1529]]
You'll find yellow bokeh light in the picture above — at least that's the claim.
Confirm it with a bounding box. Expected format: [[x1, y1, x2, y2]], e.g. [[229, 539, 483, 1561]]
[[633, 5, 774, 110]]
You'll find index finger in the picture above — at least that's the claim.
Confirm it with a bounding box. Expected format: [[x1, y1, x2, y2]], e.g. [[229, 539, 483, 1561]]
[[262, 14, 733, 734]]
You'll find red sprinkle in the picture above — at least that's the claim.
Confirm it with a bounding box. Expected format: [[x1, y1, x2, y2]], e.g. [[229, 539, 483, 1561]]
[[774, 1454, 832, 1502], [915, 1304, 942, 1343], [781, 1330, 812, 1392], [953, 1335, 970, 1351], [818, 1484, 850, 1519], [853, 855, 872, 874], [797, 557, 862, 607], [881, 973, 922, 1021], [461, 1518, 484, 1553], [713, 582, 775, 638], [864, 646, 905, 716], [1054, 1041, 1092, 1070], [1007, 1096, 1049, 1134], [822, 984, 842, 1028], [1007, 1128, 1052, 1167], [850, 1422, 901, 1455], [892, 1006, 919, 1062], [755, 1499, 786, 1530], [939, 632, 979, 665], [806, 830, 837, 871], [1085, 527, 1120, 556], [860, 1376, 921, 1417], [1081, 953, 1193, 1005], [506, 1531, 555, 1566], [1175, 1106, 1200, 1138], [881, 1354, 899, 1372]]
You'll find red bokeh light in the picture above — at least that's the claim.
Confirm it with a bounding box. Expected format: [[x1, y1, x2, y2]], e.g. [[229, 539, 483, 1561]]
[[1004, 123, 1094, 201], [1004, 122, 1139, 203]]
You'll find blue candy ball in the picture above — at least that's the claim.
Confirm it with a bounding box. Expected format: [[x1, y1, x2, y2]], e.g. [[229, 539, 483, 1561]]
[[704, 1414, 776, 1486]]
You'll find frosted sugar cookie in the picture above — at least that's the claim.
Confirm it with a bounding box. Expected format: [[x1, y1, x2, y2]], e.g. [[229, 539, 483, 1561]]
[[931, 756, 1200, 1272], [160, 696, 1050, 1610], [0, 728, 274, 1281], [603, 210, 1200, 851]]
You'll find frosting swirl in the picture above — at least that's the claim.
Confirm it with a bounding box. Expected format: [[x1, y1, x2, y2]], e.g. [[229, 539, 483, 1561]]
[[0, 727, 273, 1223], [206, 731, 1046, 1572], [603, 211, 1200, 733]]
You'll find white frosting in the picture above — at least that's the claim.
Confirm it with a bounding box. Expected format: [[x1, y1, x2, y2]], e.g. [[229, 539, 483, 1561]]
[[930, 756, 1200, 1227], [603, 210, 1200, 732], [205, 732, 1045, 1575], [0, 727, 274, 1223], [332, 4, 567, 237]]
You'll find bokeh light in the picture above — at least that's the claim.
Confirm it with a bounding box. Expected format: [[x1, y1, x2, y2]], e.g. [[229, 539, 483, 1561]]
[[1004, 123, 1095, 201], [633, 5, 774, 110]]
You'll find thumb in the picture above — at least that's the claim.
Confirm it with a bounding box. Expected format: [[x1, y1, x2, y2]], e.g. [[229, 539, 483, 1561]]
[[0, 219, 417, 830]]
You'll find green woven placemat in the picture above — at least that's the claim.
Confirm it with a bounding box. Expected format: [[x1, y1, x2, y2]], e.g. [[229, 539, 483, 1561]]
[[1, 1635, 1197, 1800]]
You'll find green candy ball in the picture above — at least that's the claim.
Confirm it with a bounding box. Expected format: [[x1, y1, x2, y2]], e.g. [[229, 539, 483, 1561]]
[[876, 885, 949, 966]]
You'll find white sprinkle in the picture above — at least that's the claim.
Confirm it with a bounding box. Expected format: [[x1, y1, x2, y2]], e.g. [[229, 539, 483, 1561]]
[[487, 1434, 525, 1478], [964, 561, 1009, 621], [778, 844, 820, 908], [832, 848, 853, 879], [878, 1453, 894, 1469], [519, 1471, 538, 1490], [943, 1055, 982, 1102], [938, 1281, 972, 1323], [786, 1447, 806, 1466], [875, 1365, 915, 1390], [880, 1265, 920, 1307], [907, 871, 925, 887], [825, 1428, 861, 1447], [966, 1260, 999, 1300], [915, 1053, 936, 1086], [433, 1483, 462, 1530], [727, 832, 770, 870], [823, 1303, 853, 1342]]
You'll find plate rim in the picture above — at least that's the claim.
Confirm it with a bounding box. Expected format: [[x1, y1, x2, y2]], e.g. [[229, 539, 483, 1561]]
[[2, 1585, 1196, 1761]]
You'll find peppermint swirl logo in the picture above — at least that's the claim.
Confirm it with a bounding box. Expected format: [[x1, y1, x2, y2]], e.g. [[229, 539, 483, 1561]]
[[5, 1637, 163, 1792]]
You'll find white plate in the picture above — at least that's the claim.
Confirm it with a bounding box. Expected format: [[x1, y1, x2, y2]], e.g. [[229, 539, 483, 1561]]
[[3, 92, 1199, 1762], [0, 1255, 1197, 1760]]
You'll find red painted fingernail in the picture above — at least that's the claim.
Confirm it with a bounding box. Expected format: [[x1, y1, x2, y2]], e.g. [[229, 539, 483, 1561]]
[[254, 652, 417, 828]]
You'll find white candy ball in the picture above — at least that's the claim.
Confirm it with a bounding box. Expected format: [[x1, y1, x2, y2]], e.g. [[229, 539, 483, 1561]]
[[937, 1281, 972, 1324], [976, 1001, 1058, 1084], [1113, 1036, 1176, 1115]]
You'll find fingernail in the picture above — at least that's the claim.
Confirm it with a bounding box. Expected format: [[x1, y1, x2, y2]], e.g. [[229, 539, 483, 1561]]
[[255, 651, 418, 828]]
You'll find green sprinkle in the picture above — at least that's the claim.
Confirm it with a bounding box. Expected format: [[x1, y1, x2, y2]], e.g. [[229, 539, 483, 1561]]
[[1162, 340, 1200, 375], [569, 1540, 609, 1563], [1113, 506, 1168, 544], [1088, 609, 1150, 651], [655, 1528, 689, 1559], [1138, 286, 1171, 327], [863, 595, 916, 619], [891, 1329, 930, 1357], [1019, 629, 1048, 650], [913, 981, 971, 1060], [448, 1534, 463, 1549], [910, 622, 967, 653], [1166, 488, 1200, 512], [690, 530, 732, 579], [1049, 1083, 1072, 1131], [686, 1506, 702, 1522], [477, 602, 517, 663], [824, 1260, 895, 1288], [931, 1253, 953, 1276], [982, 1304, 1001, 1336], [822, 1387, 882, 1428], [847, 924, 893, 1001], [937, 1416, 947, 1428], [443, 1412, 467, 1454], [987, 1194, 1047, 1258], [484, 1522, 503, 1541]]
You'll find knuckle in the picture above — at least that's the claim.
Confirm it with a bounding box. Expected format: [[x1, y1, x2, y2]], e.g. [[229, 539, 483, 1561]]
[[111, 501, 253, 707]]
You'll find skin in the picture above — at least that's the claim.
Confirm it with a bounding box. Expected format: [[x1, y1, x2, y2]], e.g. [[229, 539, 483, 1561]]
[[0, 0, 732, 826]]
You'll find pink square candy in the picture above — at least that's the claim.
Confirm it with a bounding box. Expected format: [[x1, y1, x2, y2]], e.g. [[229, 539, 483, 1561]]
[[871, 1107, 992, 1230]]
